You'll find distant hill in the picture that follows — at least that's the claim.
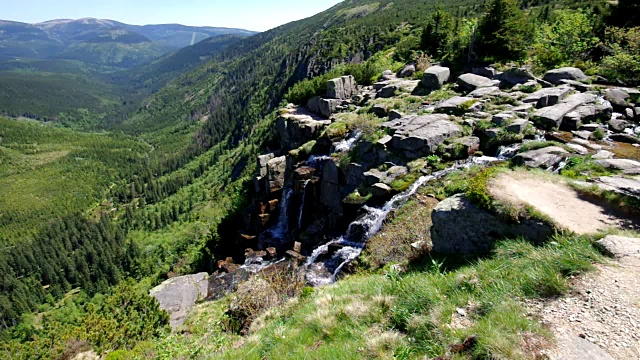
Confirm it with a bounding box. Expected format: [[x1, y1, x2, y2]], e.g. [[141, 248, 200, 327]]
[[0, 18, 256, 67]]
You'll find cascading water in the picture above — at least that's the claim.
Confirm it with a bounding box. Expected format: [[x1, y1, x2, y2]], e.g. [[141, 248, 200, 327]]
[[333, 130, 362, 153], [271, 187, 293, 241], [496, 131, 547, 160], [304, 156, 500, 286], [298, 180, 310, 229]]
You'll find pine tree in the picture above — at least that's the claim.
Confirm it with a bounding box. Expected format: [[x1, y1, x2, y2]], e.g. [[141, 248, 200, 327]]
[[475, 0, 533, 63]]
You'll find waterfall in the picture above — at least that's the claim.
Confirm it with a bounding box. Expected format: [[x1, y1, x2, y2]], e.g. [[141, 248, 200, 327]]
[[333, 130, 362, 153], [269, 187, 293, 242], [304, 156, 500, 286], [298, 180, 311, 229], [496, 143, 522, 160]]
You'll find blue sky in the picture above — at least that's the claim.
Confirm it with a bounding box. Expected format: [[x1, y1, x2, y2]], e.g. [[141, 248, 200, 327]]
[[1, 0, 343, 31]]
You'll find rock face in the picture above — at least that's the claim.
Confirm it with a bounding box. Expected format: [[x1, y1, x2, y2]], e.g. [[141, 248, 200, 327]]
[[457, 73, 496, 92], [512, 146, 569, 168], [276, 107, 331, 149], [150, 273, 209, 328], [307, 96, 340, 118], [381, 114, 462, 154], [542, 67, 589, 85], [327, 75, 357, 100], [266, 156, 287, 192], [532, 92, 606, 130], [431, 194, 553, 254], [423, 65, 450, 90]]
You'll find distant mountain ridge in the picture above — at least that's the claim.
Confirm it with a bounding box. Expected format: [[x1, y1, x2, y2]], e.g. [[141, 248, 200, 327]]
[[0, 17, 256, 67]]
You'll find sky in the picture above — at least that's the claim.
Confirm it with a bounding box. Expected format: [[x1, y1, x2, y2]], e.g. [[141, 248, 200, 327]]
[[0, 0, 343, 31]]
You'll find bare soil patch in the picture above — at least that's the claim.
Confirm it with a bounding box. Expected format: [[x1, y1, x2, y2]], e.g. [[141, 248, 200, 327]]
[[490, 172, 637, 234]]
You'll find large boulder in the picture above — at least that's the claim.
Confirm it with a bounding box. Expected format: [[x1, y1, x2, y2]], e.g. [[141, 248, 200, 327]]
[[398, 63, 416, 78], [327, 75, 357, 100], [496, 67, 536, 86], [605, 89, 632, 112], [457, 73, 497, 92], [542, 67, 589, 85], [307, 96, 340, 118], [431, 194, 553, 254], [381, 114, 462, 154], [596, 235, 640, 266], [595, 159, 640, 172], [512, 146, 569, 168], [320, 158, 342, 228], [594, 176, 640, 198], [150, 273, 209, 328], [423, 65, 451, 90], [532, 93, 599, 130]]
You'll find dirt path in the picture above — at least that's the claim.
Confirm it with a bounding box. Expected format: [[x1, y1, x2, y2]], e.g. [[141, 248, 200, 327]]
[[529, 235, 640, 359], [489, 171, 640, 359], [490, 172, 633, 234]]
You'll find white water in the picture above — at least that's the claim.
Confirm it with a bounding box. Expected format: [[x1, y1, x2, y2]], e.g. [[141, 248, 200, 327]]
[[496, 131, 547, 160], [334, 130, 362, 153], [304, 156, 500, 286], [270, 187, 293, 242], [298, 180, 311, 229]]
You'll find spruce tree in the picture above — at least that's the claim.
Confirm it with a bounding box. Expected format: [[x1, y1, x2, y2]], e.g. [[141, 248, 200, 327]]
[[475, 0, 533, 63]]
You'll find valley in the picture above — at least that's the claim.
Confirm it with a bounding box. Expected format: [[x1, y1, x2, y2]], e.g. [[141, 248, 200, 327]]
[[1, 0, 640, 359]]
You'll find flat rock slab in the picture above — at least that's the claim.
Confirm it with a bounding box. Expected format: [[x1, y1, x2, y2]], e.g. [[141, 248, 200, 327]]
[[594, 176, 640, 197], [457, 73, 497, 92], [550, 335, 615, 360], [523, 86, 572, 108], [381, 114, 462, 153], [597, 235, 640, 266], [150, 272, 209, 328], [595, 159, 640, 172], [434, 96, 479, 114]]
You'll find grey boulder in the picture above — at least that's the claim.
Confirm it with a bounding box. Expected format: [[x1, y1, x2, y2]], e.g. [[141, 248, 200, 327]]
[[512, 146, 569, 168], [457, 73, 497, 92], [542, 67, 589, 85], [423, 65, 451, 90], [150, 273, 209, 328]]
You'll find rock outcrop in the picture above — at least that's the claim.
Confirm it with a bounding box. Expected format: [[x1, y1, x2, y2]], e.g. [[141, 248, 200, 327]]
[[381, 114, 462, 155], [431, 194, 553, 254], [543, 67, 589, 85], [423, 65, 450, 90], [150, 273, 209, 328]]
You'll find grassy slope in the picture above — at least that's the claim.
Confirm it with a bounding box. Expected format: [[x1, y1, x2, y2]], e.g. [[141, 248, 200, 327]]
[[0, 117, 151, 242], [144, 166, 614, 359]]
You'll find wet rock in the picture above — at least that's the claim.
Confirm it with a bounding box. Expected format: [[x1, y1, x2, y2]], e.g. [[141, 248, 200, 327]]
[[327, 75, 357, 100], [371, 183, 393, 198], [523, 86, 572, 108], [457, 73, 497, 92], [605, 89, 631, 112], [579, 124, 602, 132], [512, 146, 569, 168], [345, 163, 366, 189], [533, 102, 583, 129], [150, 273, 209, 328], [497, 67, 535, 86], [507, 119, 530, 134], [542, 67, 589, 85], [320, 158, 341, 227], [381, 114, 462, 154], [398, 63, 416, 78], [448, 136, 480, 157], [609, 133, 640, 144], [434, 96, 481, 115], [266, 247, 277, 258], [423, 65, 451, 90], [431, 194, 553, 254]]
